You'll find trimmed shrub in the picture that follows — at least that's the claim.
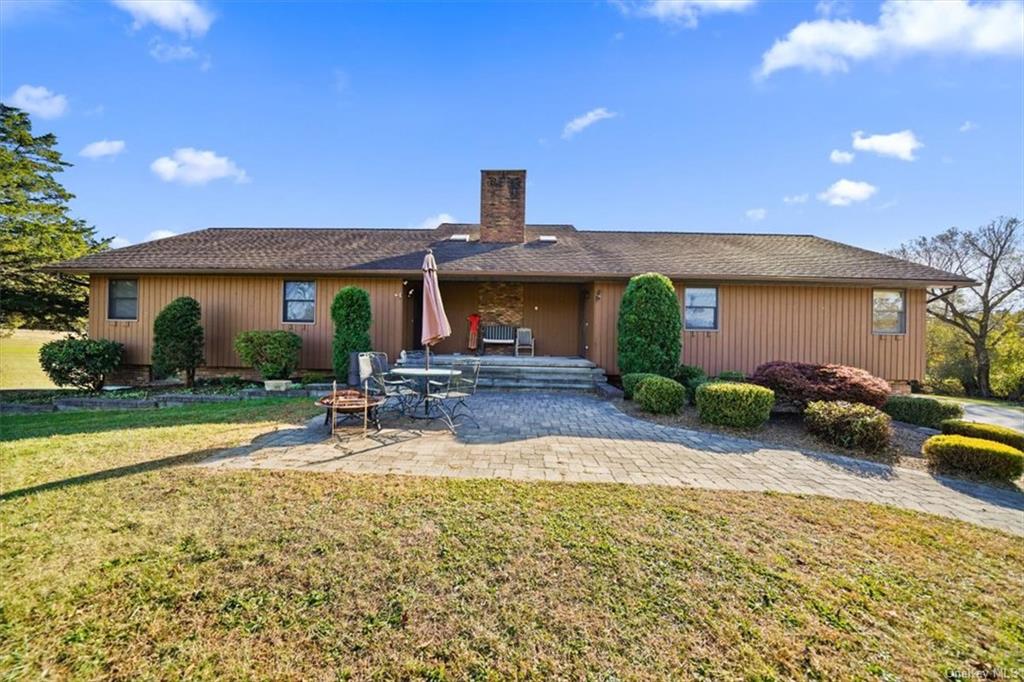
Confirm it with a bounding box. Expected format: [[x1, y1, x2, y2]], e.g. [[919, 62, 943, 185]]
[[696, 382, 775, 428], [750, 361, 891, 408], [622, 372, 660, 400], [617, 273, 681, 377], [152, 296, 204, 387], [635, 376, 687, 415], [672, 364, 707, 404], [716, 370, 746, 382], [804, 400, 892, 453], [940, 420, 1024, 451], [234, 331, 302, 380], [331, 287, 372, 379], [923, 434, 1024, 481], [882, 395, 963, 429], [39, 337, 123, 391]]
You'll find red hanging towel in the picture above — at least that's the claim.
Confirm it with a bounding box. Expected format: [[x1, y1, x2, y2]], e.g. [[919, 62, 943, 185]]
[[467, 313, 481, 351]]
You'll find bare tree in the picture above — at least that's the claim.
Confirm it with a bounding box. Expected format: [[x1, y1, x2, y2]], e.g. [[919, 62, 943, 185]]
[[892, 217, 1023, 397]]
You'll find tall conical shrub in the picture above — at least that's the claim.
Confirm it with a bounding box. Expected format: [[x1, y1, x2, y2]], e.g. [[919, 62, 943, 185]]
[[331, 286, 372, 379], [152, 296, 204, 386], [616, 272, 681, 377]]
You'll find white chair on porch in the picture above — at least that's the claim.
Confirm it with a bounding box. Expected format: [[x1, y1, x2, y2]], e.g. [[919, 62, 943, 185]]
[[515, 327, 535, 357]]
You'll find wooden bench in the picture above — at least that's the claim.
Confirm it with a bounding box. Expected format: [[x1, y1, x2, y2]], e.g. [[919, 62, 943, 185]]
[[481, 324, 516, 354]]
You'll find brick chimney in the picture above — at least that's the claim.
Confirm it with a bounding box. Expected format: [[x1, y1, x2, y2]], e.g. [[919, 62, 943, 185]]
[[480, 170, 526, 243]]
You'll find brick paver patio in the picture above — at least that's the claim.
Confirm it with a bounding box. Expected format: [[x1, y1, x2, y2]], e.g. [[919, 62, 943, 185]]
[[201, 392, 1024, 535]]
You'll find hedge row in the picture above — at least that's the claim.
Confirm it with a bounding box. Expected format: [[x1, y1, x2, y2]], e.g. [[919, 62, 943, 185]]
[[882, 395, 963, 429], [940, 420, 1024, 451]]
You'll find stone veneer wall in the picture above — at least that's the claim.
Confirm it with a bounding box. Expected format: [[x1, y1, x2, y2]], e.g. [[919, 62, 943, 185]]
[[478, 282, 523, 327]]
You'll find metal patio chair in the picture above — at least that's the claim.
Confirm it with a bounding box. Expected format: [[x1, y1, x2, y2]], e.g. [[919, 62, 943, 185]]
[[358, 352, 418, 417], [435, 358, 481, 427]]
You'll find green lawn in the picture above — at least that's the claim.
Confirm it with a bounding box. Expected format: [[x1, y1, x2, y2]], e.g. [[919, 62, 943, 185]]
[[2, 400, 1022, 679], [0, 329, 66, 389]]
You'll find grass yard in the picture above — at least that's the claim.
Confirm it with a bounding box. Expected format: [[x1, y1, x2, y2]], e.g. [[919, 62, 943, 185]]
[[2, 400, 1022, 679], [0, 330, 66, 389]]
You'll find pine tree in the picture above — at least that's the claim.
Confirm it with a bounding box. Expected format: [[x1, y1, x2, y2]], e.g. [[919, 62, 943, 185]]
[[1, 104, 107, 330]]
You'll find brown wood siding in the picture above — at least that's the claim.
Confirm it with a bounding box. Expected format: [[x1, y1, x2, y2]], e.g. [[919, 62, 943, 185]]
[[589, 280, 925, 382], [89, 275, 404, 370], [522, 283, 581, 356], [433, 282, 480, 354]]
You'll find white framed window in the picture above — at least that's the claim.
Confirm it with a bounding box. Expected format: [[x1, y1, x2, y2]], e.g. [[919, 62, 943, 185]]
[[108, 279, 138, 320], [283, 281, 316, 323], [872, 289, 906, 334], [684, 287, 718, 331]]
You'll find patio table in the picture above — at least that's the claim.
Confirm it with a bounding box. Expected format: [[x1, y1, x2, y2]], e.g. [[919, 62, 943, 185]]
[[392, 367, 462, 424]]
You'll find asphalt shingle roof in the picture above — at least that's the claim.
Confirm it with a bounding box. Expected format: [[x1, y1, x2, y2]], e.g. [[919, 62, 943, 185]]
[[48, 224, 973, 285]]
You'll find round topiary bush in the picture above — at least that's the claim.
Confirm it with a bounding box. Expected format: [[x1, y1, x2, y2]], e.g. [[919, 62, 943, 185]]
[[152, 296, 204, 387], [939, 420, 1024, 451], [331, 287, 372, 379], [750, 361, 891, 409], [621, 372, 660, 400], [39, 337, 124, 391], [923, 434, 1024, 481], [234, 330, 303, 380], [882, 395, 963, 429], [635, 376, 687, 415], [804, 400, 892, 453], [695, 382, 775, 428], [617, 273, 681, 377]]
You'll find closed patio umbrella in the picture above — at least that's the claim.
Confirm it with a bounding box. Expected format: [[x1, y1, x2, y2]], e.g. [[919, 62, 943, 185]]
[[421, 249, 451, 370]]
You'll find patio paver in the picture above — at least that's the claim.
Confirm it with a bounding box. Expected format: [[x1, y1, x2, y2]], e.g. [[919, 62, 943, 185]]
[[201, 392, 1024, 535]]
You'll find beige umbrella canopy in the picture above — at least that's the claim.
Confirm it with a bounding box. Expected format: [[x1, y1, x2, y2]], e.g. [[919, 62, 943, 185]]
[[421, 249, 451, 369]]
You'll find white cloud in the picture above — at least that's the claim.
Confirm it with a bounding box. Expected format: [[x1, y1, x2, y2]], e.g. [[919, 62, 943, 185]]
[[149, 38, 198, 62], [758, 0, 1024, 77], [146, 230, 178, 241], [150, 148, 249, 185], [80, 140, 126, 159], [109, 236, 132, 249], [112, 0, 213, 37], [829, 149, 854, 164], [814, 0, 850, 18], [562, 107, 618, 140], [817, 179, 878, 206], [7, 84, 67, 119], [783, 193, 809, 204], [619, 0, 756, 28], [745, 208, 766, 221], [852, 129, 922, 161], [415, 213, 455, 230], [959, 120, 978, 132]]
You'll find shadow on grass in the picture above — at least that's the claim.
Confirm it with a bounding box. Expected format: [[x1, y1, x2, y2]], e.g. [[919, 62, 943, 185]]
[[0, 448, 219, 502], [0, 398, 317, 442]]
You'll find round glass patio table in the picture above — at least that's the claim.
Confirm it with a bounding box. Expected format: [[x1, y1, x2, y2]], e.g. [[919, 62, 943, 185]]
[[391, 367, 462, 420]]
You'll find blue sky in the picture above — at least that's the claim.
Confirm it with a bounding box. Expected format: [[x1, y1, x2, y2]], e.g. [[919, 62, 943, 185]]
[[3, 0, 1022, 252]]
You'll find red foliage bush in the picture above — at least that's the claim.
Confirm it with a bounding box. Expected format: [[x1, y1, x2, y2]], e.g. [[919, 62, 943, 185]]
[[750, 361, 891, 408]]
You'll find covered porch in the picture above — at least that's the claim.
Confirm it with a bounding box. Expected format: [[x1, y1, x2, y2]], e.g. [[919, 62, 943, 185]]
[[402, 280, 593, 359]]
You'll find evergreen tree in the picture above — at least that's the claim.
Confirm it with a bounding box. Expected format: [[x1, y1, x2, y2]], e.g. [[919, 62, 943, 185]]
[[1, 104, 107, 330], [152, 297, 205, 387]]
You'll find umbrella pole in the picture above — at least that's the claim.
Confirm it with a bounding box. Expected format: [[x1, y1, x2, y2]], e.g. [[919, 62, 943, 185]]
[[425, 344, 430, 371]]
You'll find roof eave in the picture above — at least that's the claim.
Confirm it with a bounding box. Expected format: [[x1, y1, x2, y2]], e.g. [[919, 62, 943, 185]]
[[40, 264, 978, 287]]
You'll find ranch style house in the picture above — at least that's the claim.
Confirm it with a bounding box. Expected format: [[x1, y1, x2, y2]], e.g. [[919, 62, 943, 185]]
[[49, 170, 973, 386]]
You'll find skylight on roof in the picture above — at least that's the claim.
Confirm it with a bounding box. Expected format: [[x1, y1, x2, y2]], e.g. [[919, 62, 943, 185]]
[[538, 235, 558, 243], [449, 234, 471, 241]]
